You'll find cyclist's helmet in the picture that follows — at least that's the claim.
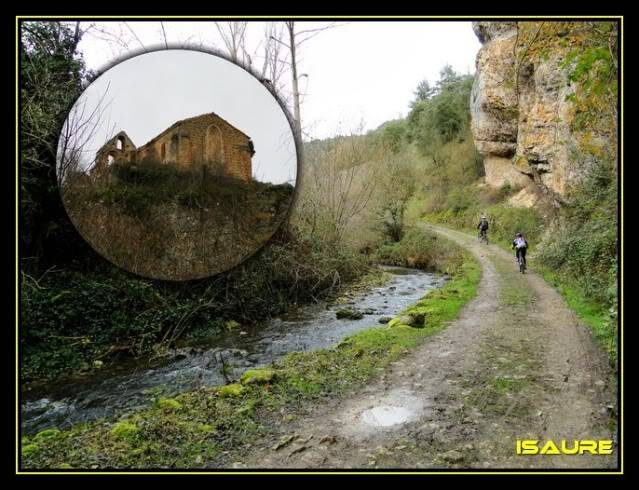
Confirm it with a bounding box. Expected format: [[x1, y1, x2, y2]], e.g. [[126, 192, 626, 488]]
[[516, 232, 523, 237]]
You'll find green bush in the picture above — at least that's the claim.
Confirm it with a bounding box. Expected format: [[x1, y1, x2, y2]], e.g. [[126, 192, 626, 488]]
[[497, 183, 513, 201], [445, 186, 480, 214], [374, 226, 464, 275], [111, 160, 183, 185], [484, 204, 544, 246], [536, 160, 617, 306]]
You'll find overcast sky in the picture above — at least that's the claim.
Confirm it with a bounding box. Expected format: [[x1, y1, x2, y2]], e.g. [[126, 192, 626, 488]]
[[64, 49, 297, 184], [296, 21, 481, 138], [76, 21, 481, 141]]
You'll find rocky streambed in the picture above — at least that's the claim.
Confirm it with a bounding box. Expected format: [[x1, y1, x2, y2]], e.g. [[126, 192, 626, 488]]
[[21, 265, 445, 435]]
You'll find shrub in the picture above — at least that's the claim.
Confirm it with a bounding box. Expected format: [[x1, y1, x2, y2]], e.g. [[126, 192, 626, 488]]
[[497, 183, 513, 200], [374, 226, 464, 275], [484, 204, 544, 246], [445, 185, 480, 214], [536, 160, 617, 306]]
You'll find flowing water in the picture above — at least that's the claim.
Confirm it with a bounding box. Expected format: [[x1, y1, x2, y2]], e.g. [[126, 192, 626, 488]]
[[21, 266, 445, 435]]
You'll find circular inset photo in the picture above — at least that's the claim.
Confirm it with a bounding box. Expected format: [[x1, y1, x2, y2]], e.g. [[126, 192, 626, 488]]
[[57, 49, 298, 281]]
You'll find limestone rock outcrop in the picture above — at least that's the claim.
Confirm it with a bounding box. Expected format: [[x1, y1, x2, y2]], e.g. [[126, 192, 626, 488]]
[[471, 22, 531, 192], [470, 21, 617, 206]]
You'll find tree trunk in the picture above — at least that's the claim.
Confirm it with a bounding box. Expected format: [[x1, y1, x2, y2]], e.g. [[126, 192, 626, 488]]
[[287, 22, 303, 153]]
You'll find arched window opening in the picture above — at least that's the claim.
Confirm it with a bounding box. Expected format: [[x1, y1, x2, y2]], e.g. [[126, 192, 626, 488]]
[[181, 137, 191, 164], [205, 124, 224, 165], [107, 154, 115, 166], [161, 143, 166, 162], [116, 136, 124, 150], [168, 135, 178, 163]]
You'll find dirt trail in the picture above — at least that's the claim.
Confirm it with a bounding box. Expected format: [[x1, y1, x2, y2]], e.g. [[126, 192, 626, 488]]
[[238, 225, 617, 470]]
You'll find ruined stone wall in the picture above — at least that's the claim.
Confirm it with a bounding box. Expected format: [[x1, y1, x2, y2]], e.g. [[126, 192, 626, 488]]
[[136, 113, 253, 181], [93, 131, 137, 178]]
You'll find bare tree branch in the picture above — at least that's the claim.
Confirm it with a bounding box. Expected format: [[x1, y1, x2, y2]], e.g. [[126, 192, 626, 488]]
[[124, 22, 147, 52], [160, 22, 169, 49], [57, 83, 112, 187], [215, 21, 249, 66]]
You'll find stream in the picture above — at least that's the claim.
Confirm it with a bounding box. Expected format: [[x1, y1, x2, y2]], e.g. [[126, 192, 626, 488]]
[[21, 266, 445, 435]]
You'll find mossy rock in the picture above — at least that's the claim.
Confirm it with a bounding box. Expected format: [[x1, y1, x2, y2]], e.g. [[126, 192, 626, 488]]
[[218, 383, 246, 398], [110, 421, 139, 440], [157, 397, 183, 411], [406, 311, 427, 328], [21, 443, 39, 457], [335, 308, 364, 320], [387, 317, 403, 328], [387, 311, 426, 329], [390, 312, 427, 328], [225, 320, 241, 331], [399, 315, 413, 325], [378, 316, 393, 324], [58, 463, 72, 469], [240, 368, 276, 385]]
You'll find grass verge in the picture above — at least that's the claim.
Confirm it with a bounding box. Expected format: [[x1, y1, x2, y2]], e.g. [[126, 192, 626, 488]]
[[532, 264, 615, 366]]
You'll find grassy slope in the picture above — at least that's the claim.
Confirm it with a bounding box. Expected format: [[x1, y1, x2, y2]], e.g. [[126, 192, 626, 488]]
[[22, 237, 481, 469]]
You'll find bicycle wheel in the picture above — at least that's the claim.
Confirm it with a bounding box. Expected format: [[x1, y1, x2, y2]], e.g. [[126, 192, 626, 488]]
[[519, 257, 525, 274]]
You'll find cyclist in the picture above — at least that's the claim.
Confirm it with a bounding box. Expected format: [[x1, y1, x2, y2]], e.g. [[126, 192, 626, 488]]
[[512, 232, 528, 270], [477, 215, 489, 242]]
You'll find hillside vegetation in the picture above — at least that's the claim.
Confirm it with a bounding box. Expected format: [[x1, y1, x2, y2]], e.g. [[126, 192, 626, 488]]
[[63, 160, 294, 280]]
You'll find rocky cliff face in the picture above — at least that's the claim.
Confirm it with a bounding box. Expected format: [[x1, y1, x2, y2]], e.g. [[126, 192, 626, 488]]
[[470, 21, 617, 207]]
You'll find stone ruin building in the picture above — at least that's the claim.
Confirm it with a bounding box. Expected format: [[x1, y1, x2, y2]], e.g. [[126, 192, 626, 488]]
[[93, 112, 254, 181]]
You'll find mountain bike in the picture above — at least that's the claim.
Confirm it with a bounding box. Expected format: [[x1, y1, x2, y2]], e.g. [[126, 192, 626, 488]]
[[478, 228, 489, 244], [516, 249, 527, 273]]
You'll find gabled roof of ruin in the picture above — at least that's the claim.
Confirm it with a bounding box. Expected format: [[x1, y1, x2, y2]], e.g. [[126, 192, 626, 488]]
[[136, 112, 251, 150]]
